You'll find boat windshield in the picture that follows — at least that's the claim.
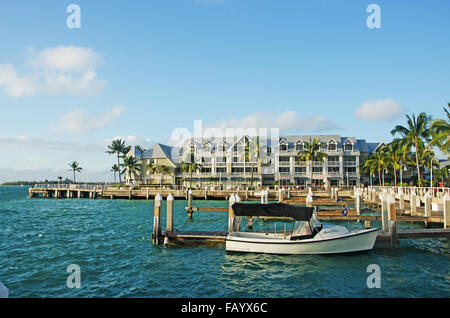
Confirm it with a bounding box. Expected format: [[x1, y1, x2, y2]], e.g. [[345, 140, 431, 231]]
[[291, 212, 322, 240]]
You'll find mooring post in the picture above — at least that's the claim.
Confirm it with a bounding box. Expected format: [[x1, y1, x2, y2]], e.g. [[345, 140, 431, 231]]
[[277, 188, 282, 203], [330, 187, 335, 200], [389, 220, 399, 248], [205, 188, 208, 200], [146, 187, 149, 200], [388, 194, 397, 224], [381, 193, 389, 232], [306, 193, 313, 208], [399, 188, 405, 212], [260, 191, 265, 204], [228, 194, 236, 232], [187, 189, 193, 219], [129, 187, 132, 200], [443, 193, 450, 229], [93, 187, 96, 199], [335, 188, 339, 202], [424, 192, 432, 218], [166, 193, 174, 233], [410, 190, 417, 216], [55, 190, 59, 199], [153, 193, 162, 245], [264, 189, 269, 204], [355, 189, 361, 216]]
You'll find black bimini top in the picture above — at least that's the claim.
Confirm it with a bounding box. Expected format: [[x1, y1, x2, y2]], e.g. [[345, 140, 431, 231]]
[[232, 203, 314, 221]]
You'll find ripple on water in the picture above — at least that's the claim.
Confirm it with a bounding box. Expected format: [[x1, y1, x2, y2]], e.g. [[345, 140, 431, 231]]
[[0, 187, 449, 297]]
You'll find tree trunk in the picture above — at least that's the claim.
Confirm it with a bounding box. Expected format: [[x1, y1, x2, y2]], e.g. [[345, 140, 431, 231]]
[[394, 168, 397, 187], [415, 141, 421, 183], [117, 153, 122, 184], [378, 170, 381, 186], [73, 170, 76, 184]]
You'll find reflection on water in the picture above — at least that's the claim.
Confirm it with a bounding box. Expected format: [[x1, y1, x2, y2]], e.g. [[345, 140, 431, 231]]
[[0, 186, 448, 298]]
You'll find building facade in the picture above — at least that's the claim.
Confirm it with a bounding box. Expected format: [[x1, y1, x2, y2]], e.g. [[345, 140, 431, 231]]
[[126, 135, 383, 189]]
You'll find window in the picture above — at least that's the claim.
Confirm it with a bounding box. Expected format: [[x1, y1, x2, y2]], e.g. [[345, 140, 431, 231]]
[[279, 144, 287, 152], [216, 168, 226, 173], [279, 167, 290, 173], [295, 167, 306, 173], [296, 142, 304, 151], [328, 143, 337, 151], [201, 168, 211, 173], [267, 147, 272, 155], [313, 167, 323, 174], [344, 144, 353, 151], [278, 156, 290, 162]]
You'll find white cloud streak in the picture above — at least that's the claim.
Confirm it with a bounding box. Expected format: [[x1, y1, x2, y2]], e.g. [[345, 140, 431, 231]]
[[50, 105, 126, 134], [0, 45, 105, 98], [354, 98, 406, 121]]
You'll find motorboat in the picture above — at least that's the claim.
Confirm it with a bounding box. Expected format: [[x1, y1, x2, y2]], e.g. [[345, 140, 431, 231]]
[[226, 203, 379, 255]]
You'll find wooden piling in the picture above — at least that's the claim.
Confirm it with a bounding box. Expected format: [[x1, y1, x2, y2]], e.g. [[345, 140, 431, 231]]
[[381, 194, 389, 232], [306, 193, 313, 208], [228, 194, 236, 232], [424, 192, 432, 218], [187, 189, 193, 219], [444, 193, 450, 229], [167, 193, 174, 233], [410, 190, 417, 216], [355, 190, 361, 216], [153, 193, 162, 245]]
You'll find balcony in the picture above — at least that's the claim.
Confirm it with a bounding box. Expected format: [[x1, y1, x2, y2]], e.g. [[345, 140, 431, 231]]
[[278, 161, 291, 166], [313, 161, 324, 167], [343, 161, 357, 167], [327, 161, 340, 167]]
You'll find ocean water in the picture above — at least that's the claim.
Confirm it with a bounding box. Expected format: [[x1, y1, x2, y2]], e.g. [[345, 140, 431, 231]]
[[0, 186, 448, 298]]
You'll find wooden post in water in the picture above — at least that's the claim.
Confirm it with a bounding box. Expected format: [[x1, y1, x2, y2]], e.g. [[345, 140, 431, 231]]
[[93, 187, 97, 200], [55, 190, 59, 199], [129, 187, 132, 200], [399, 188, 405, 213], [380, 193, 389, 232], [306, 193, 313, 208], [228, 194, 236, 232], [443, 193, 450, 229], [187, 189, 193, 219], [388, 194, 397, 224], [153, 193, 162, 245], [330, 187, 335, 200], [424, 192, 432, 218], [204, 188, 208, 200], [389, 220, 399, 248], [166, 193, 174, 233], [410, 190, 417, 216], [146, 187, 149, 200], [355, 189, 361, 216], [264, 189, 269, 204]]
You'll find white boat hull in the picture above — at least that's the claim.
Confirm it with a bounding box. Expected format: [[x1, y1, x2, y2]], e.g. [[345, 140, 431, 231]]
[[226, 228, 379, 255]]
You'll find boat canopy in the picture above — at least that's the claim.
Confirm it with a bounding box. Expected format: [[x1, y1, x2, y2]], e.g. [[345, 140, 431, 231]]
[[232, 203, 314, 221]]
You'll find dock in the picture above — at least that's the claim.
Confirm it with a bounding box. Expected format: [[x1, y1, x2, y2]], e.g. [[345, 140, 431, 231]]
[[29, 184, 450, 249]]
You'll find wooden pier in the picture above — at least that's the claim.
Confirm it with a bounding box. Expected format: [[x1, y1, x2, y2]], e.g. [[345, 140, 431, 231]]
[[29, 184, 450, 249]]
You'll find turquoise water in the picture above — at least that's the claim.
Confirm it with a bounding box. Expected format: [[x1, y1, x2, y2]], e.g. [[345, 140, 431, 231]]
[[0, 186, 448, 298]]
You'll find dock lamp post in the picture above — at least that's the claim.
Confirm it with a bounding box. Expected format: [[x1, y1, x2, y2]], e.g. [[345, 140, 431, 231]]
[[400, 164, 407, 187]]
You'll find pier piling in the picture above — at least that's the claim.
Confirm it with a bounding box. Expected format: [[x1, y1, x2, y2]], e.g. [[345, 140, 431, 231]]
[[167, 193, 174, 233], [153, 193, 162, 245], [228, 194, 236, 232]]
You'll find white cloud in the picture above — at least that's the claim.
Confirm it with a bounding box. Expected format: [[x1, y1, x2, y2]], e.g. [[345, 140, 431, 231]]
[[0, 136, 104, 152], [208, 110, 339, 134], [354, 98, 406, 121], [50, 105, 126, 134], [0, 45, 105, 98]]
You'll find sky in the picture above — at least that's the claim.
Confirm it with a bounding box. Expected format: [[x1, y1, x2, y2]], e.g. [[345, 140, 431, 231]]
[[0, 0, 449, 182]]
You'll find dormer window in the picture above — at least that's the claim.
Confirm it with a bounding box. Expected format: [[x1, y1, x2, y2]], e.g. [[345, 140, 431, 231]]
[[279, 139, 288, 152], [295, 141, 304, 152], [328, 140, 337, 151], [344, 139, 354, 152]]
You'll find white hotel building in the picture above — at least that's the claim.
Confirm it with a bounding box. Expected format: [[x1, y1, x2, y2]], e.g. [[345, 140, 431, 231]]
[[127, 135, 383, 189]]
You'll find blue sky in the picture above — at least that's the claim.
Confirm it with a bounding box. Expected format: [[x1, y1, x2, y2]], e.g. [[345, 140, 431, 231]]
[[0, 0, 449, 182]]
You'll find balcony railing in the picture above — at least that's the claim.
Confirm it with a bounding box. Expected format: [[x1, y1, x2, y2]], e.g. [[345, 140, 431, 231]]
[[343, 161, 357, 166], [278, 161, 290, 166], [327, 161, 340, 167]]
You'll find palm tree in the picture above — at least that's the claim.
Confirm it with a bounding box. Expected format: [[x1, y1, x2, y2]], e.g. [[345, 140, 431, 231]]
[[384, 139, 408, 186], [248, 136, 263, 190], [135, 145, 147, 153], [68, 161, 82, 183], [434, 166, 449, 186], [57, 176, 63, 187], [364, 148, 389, 186], [391, 112, 432, 183], [106, 139, 128, 184], [360, 159, 377, 186], [430, 103, 450, 155], [110, 164, 120, 183], [296, 138, 328, 187], [148, 162, 172, 189], [121, 156, 141, 185]]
